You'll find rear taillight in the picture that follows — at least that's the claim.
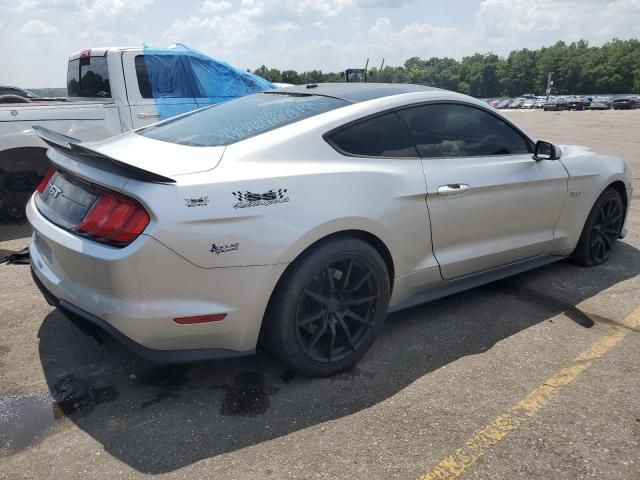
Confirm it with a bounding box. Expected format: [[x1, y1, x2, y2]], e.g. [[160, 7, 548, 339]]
[[36, 167, 57, 193], [76, 188, 149, 246]]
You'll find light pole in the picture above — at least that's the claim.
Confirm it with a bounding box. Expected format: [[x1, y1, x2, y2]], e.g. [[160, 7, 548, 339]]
[[546, 72, 554, 101]]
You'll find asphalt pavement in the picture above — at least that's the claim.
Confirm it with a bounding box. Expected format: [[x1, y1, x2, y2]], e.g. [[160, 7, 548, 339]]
[[1, 109, 639, 479]]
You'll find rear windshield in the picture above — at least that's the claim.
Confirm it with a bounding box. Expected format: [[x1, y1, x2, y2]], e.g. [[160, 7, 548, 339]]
[[67, 56, 111, 98], [137, 93, 349, 146]]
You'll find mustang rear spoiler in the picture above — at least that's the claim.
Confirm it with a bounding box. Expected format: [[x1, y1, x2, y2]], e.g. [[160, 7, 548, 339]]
[[33, 125, 176, 184]]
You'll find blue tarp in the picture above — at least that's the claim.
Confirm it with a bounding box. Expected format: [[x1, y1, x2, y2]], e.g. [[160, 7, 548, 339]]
[[142, 43, 275, 119]]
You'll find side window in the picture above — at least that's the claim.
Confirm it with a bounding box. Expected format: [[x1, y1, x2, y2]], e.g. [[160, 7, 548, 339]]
[[327, 112, 418, 158], [396, 104, 531, 158], [135, 55, 199, 99], [135, 56, 152, 98]]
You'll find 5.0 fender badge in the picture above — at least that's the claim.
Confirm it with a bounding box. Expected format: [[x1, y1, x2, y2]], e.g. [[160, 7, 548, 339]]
[[185, 196, 209, 208]]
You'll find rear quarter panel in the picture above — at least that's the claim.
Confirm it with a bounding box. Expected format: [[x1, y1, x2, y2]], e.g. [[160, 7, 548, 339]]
[[123, 114, 437, 279]]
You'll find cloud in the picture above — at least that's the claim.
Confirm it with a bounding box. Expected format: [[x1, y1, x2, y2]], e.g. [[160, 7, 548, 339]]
[[199, 0, 232, 13], [10, 0, 39, 11], [5, 0, 640, 88], [368, 17, 464, 54], [357, 0, 412, 7], [271, 21, 300, 32], [20, 19, 59, 36], [239, 0, 264, 17], [5, 0, 78, 11], [475, 0, 640, 50], [73, 0, 155, 21], [286, 0, 354, 17], [164, 11, 261, 48]]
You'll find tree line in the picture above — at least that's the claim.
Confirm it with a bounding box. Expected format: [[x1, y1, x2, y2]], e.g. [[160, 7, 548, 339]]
[[253, 38, 640, 97]]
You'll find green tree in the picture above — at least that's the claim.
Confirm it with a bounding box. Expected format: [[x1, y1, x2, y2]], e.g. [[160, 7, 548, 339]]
[[251, 37, 640, 96]]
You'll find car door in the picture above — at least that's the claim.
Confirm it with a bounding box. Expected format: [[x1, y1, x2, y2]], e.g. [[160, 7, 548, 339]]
[[396, 102, 569, 280], [122, 52, 199, 128], [325, 111, 440, 297]]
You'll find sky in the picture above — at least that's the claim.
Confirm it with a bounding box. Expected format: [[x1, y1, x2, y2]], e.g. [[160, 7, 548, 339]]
[[2, 0, 640, 87]]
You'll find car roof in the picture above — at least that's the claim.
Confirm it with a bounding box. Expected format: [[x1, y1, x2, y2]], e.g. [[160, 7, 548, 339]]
[[269, 83, 441, 103]]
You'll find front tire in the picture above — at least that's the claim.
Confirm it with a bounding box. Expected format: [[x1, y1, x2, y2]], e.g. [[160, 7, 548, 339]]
[[571, 188, 624, 266], [261, 237, 390, 377]]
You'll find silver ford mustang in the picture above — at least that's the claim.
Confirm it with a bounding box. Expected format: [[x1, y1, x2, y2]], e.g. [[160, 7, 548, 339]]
[[28, 84, 633, 376]]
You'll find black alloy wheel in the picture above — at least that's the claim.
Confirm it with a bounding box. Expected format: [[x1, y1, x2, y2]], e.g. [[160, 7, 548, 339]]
[[262, 238, 390, 376], [572, 188, 624, 266], [589, 196, 623, 263], [295, 255, 379, 364]]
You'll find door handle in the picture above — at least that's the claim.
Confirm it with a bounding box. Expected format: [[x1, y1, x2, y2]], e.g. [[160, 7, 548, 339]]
[[137, 112, 159, 119], [437, 184, 471, 196]]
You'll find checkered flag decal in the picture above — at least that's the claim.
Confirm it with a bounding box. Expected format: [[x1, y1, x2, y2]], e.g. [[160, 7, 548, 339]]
[[232, 189, 288, 201], [273, 189, 287, 198], [232, 191, 250, 201]]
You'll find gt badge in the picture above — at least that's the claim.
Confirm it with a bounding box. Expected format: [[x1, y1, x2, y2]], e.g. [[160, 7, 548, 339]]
[[48, 184, 63, 199]]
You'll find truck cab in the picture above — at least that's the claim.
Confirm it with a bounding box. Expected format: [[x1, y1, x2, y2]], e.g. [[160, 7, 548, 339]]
[[0, 46, 273, 217]]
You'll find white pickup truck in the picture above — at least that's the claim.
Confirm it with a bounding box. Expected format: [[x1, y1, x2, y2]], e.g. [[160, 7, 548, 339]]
[[0, 46, 271, 217]]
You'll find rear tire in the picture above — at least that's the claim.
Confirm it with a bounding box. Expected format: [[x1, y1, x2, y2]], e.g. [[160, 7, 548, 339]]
[[261, 237, 390, 377], [571, 188, 624, 266]]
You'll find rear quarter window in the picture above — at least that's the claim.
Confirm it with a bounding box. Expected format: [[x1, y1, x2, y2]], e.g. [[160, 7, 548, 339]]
[[326, 112, 419, 158]]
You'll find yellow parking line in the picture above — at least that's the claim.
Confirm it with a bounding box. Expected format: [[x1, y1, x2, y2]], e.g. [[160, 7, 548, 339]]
[[419, 307, 640, 480]]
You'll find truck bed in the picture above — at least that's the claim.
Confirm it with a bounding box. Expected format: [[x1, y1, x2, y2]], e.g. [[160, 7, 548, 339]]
[[0, 99, 115, 122]]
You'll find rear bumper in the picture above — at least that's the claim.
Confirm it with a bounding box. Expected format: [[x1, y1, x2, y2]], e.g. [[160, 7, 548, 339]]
[[31, 268, 252, 363], [27, 193, 288, 357]]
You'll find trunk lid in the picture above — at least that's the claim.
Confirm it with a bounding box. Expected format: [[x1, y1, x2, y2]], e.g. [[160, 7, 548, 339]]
[[81, 131, 226, 177]]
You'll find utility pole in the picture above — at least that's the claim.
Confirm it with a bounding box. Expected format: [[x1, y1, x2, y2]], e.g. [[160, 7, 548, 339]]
[[546, 72, 554, 101], [378, 58, 385, 82], [363, 58, 369, 82]]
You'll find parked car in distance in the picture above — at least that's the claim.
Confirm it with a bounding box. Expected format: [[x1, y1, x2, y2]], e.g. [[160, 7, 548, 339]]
[[534, 98, 546, 109], [521, 99, 536, 109], [496, 99, 511, 109], [590, 97, 612, 110], [612, 97, 637, 110], [0, 85, 39, 102], [508, 98, 526, 109], [29, 83, 633, 376], [567, 96, 590, 110], [543, 97, 568, 111]]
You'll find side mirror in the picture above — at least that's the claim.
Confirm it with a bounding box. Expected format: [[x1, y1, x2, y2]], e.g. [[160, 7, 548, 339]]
[[533, 140, 561, 160]]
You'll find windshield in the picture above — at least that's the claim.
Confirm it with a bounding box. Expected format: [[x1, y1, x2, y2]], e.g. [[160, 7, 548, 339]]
[[137, 93, 350, 147]]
